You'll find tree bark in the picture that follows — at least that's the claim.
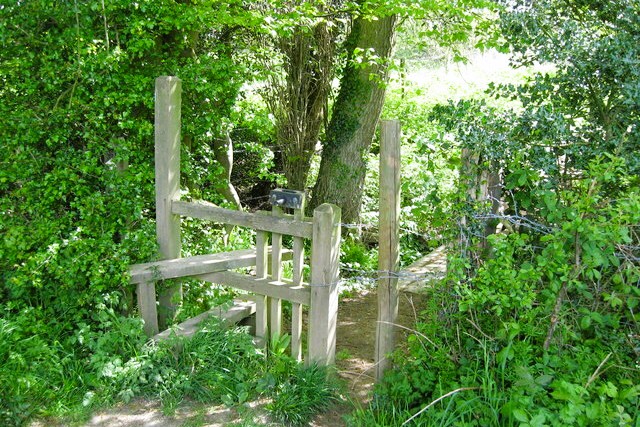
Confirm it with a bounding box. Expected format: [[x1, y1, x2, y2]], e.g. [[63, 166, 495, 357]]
[[267, 23, 335, 191], [311, 14, 398, 223]]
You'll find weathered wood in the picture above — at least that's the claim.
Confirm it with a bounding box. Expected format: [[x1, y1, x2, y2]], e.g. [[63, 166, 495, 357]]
[[172, 200, 313, 239], [375, 120, 401, 380], [308, 203, 341, 365], [270, 206, 284, 340], [152, 299, 256, 341], [291, 305, 303, 361], [130, 249, 255, 284], [137, 281, 159, 337], [155, 76, 182, 330], [129, 247, 292, 285], [291, 204, 306, 361], [199, 271, 311, 305], [255, 231, 269, 341]]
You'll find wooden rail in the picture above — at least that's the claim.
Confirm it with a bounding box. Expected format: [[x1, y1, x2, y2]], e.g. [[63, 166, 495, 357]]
[[130, 248, 292, 284], [131, 249, 257, 284], [172, 200, 313, 239], [199, 271, 311, 305]]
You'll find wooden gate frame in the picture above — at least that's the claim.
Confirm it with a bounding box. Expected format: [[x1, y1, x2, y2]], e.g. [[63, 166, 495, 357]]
[[129, 76, 341, 365]]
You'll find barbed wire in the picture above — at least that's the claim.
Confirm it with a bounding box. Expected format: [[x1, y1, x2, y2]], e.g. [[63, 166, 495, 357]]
[[307, 269, 445, 288], [342, 219, 639, 264], [472, 213, 555, 234], [340, 267, 445, 282]]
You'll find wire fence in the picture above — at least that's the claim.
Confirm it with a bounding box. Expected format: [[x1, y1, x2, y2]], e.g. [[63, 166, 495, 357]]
[[213, 203, 640, 287], [334, 209, 640, 287]]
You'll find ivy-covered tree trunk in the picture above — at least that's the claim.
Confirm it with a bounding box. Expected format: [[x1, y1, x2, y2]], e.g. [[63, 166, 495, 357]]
[[311, 14, 397, 223]]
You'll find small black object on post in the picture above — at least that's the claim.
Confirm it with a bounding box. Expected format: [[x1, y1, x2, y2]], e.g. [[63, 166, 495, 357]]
[[269, 189, 306, 210]]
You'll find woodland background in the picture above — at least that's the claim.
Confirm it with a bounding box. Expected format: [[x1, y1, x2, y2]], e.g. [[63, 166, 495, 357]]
[[1, 0, 639, 425]]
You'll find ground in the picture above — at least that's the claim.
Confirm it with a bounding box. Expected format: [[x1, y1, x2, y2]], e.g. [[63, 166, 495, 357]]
[[32, 248, 446, 427]]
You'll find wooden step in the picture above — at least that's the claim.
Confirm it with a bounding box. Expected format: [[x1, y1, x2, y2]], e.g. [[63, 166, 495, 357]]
[[153, 298, 257, 341], [129, 247, 292, 284]]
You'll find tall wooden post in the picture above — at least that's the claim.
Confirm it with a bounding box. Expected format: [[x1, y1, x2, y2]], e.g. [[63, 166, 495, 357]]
[[155, 76, 182, 331], [308, 203, 341, 365], [375, 120, 401, 380]]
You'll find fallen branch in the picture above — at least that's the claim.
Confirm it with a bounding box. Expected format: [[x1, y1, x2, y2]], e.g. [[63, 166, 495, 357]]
[[585, 352, 612, 389]]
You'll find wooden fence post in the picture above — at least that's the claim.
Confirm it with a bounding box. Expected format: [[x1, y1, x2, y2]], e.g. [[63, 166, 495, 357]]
[[291, 201, 306, 361], [375, 119, 401, 380], [137, 281, 159, 337], [254, 230, 268, 345], [155, 76, 182, 331], [270, 206, 284, 341], [308, 203, 341, 365]]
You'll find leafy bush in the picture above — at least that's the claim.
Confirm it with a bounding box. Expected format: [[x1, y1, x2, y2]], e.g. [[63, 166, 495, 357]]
[[0, 1, 266, 423], [352, 102, 640, 427], [353, 1, 640, 422]]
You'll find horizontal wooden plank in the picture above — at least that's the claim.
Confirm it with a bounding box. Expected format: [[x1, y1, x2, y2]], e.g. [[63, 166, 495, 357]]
[[129, 249, 257, 284], [172, 200, 313, 239], [153, 299, 256, 341], [130, 248, 293, 284], [198, 271, 311, 306]]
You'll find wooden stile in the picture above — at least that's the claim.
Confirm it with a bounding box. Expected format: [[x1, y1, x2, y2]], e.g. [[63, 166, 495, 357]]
[[132, 76, 343, 367]]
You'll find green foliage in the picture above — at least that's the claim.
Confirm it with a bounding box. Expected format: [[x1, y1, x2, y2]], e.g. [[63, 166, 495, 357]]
[[265, 362, 341, 426], [380, 90, 464, 265], [0, 299, 145, 426], [496, 0, 640, 176], [341, 237, 378, 273], [0, 314, 78, 426], [0, 0, 267, 423], [112, 320, 261, 411], [352, 1, 640, 425]]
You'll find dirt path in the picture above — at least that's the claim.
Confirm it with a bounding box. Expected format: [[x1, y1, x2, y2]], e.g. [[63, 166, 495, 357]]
[[319, 247, 446, 424], [36, 249, 446, 427]]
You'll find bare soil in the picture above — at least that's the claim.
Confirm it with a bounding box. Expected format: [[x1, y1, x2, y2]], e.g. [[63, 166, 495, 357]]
[[312, 289, 428, 426]]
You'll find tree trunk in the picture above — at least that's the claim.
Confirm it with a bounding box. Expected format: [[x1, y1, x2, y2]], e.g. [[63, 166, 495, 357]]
[[311, 14, 397, 223], [267, 24, 335, 191]]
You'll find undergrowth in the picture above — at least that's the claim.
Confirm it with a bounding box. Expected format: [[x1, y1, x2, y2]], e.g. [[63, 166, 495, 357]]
[[1, 313, 342, 426], [348, 153, 640, 426]]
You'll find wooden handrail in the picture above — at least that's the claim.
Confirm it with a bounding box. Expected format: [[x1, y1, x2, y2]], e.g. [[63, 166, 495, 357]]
[[171, 200, 313, 239]]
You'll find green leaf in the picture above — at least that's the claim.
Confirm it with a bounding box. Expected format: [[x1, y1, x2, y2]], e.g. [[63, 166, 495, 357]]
[[580, 316, 592, 330], [512, 408, 529, 422]]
